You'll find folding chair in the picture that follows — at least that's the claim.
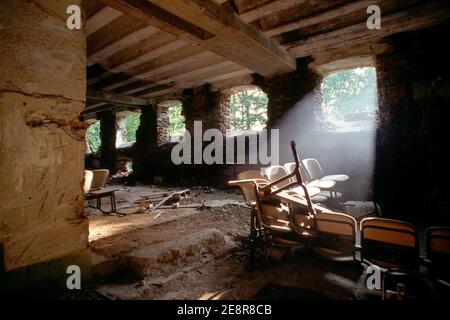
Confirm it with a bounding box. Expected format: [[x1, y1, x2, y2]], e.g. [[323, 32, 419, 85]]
[[284, 162, 335, 203], [230, 141, 318, 261], [265, 165, 321, 198], [313, 211, 357, 261], [381, 226, 450, 300], [302, 158, 349, 182], [302, 158, 348, 199], [425, 227, 450, 285], [360, 218, 420, 270]]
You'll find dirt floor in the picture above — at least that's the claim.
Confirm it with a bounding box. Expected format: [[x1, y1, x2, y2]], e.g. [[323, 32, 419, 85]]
[[84, 184, 380, 300]]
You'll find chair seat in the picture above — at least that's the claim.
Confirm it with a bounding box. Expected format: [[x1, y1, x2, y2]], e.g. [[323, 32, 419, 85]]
[[307, 179, 336, 189], [310, 194, 329, 203], [341, 201, 377, 220], [321, 174, 349, 182], [290, 186, 321, 197]]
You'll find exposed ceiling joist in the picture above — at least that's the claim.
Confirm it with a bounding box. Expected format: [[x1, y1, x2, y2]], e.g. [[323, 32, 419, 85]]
[[239, 0, 306, 23], [288, 1, 450, 58], [264, 0, 380, 37], [99, 0, 296, 77], [86, 5, 123, 36], [87, 90, 150, 106]]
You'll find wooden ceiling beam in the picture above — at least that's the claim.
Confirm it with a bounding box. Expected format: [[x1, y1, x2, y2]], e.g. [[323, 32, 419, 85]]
[[87, 90, 150, 106], [239, 0, 306, 23], [264, 0, 380, 37], [100, 0, 296, 77], [288, 1, 450, 58]]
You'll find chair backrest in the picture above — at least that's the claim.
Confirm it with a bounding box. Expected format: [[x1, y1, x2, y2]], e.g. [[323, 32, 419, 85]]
[[284, 162, 311, 184], [237, 170, 266, 206], [90, 169, 109, 190], [84, 170, 93, 194], [426, 227, 450, 280], [314, 212, 357, 260], [265, 165, 290, 188], [302, 158, 324, 181], [360, 218, 419, 269]]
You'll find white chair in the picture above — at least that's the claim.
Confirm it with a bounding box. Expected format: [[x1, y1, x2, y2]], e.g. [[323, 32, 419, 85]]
[[265, 165, 321, 198], [283, 163, 334, 203], [302, 158, 349, 182]]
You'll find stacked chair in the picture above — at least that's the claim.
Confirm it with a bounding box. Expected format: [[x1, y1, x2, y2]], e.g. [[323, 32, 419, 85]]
[[229, 140, 450, 299]]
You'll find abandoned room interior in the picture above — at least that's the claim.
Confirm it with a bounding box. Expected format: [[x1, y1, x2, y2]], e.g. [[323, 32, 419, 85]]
[[1, 0, 450, 302]]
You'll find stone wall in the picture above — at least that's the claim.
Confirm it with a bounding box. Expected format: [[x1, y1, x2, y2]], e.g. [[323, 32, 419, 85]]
[[181, 84, 231, 136], [374, 23, 450, 221], [156, 103, 170, 146], [133, 105, 158, 182], [0, 0, 90, 296]]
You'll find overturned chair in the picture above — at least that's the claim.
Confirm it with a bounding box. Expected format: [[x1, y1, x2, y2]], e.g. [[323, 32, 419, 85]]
[[230, 141, 361, 263]]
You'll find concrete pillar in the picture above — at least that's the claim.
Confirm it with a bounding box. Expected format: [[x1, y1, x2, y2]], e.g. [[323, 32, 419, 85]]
[[133, 106, 158, 181], [100, 110, 117, 173], [0, 0, 90, 296]]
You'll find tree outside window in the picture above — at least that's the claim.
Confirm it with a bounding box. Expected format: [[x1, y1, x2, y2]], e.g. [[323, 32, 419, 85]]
[[230, 88, 268, 133]]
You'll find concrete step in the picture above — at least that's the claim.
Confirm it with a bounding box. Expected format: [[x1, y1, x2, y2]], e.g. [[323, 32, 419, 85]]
[[126, 228, 234, 278]]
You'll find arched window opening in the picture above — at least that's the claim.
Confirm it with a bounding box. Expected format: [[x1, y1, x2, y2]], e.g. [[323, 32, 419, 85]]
[[230, 86, 268, 134], [321, 66, 378, 132], [116, 111, 141, 148], [86, 120, 100, 153], [167, 102, 185, 140]]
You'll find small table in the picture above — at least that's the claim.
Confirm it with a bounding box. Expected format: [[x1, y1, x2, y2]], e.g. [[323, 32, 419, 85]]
[[86, 188, 119, 214]]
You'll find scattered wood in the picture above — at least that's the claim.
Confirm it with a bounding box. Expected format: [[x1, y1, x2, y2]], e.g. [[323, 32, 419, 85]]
[[149, 189, 190, 212]]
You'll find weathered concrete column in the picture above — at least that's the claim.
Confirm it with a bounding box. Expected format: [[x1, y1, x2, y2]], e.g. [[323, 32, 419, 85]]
[[133, 106, 158, 181], [0, 0, 90, 296], [100, 110, 117, 173]]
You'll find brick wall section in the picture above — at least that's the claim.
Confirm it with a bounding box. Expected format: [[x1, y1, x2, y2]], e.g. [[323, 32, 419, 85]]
[[133, 106, 158, 182], [157, 104, 170, 146], [181, 84, 231, 135], [374, 24, 450, 220], [255, 58, 321, 129]]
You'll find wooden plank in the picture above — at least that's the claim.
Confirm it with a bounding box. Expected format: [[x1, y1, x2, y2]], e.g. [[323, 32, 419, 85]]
[[288, 2, 450, 58], [239, 0, 305, 23], [144, 53, 226, 84], [86, 5, 123, 35], [88, 25, 159, 65], [264, 0, 380, 37], [99, 0, 197, 37], [141, 87, 182, 99], [183, 68, 253, 88], [87, 15, 146, 56], [87, 90, 150, 106], [128, 44, 205, 78], [102, 0, 296, 77], [103, 32, 178, 71]]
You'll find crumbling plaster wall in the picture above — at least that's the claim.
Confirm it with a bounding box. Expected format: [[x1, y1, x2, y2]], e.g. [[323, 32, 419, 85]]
[[0, 0, 90, 287]]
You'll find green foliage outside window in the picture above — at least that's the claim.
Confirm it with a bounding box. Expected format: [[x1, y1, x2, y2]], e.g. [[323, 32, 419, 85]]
[[168, 103, 185, 136], [321, 67, 378, 124], [230, 89, 268, 131], [124, 113, 140, 142], [86, 121, 100, 152]]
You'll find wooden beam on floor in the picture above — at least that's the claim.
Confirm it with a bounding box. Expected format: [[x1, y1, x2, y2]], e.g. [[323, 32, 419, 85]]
[[287, 1, 450, 58]]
